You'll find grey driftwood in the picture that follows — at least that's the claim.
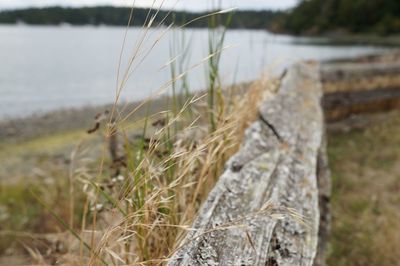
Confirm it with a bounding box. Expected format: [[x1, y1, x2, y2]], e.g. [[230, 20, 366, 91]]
[[168, 62, 330, 266]]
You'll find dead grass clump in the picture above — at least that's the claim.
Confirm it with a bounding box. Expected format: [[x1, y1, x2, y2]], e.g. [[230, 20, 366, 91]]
[[78, 77, 272, 265], [0, 2, 285, 264]]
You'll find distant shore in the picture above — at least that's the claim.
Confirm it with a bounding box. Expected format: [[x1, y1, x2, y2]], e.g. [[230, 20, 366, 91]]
[[0, 84, 243, 144], [0, 6, 280, 29], [295, 33, 400, 47]]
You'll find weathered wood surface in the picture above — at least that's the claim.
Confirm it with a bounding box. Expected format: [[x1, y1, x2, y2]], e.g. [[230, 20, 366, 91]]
[[321, 62, 400, 83], [168, 63, 329, 266]]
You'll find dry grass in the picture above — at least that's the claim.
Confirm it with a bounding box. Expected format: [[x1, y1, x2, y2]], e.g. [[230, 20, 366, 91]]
[[0, 76, 275, 265], [327, 110, 400, 266], [0, 2, 284, 264], [70, 4, 277, 265], [77, 77, 271, 265]]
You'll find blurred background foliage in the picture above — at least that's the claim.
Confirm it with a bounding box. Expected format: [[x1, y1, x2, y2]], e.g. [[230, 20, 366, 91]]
[[1, 1, 400, 35], [280, 0, 400, 35]]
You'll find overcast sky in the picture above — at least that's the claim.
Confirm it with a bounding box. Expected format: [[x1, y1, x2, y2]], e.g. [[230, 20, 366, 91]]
[[0, 0, 298, 11]]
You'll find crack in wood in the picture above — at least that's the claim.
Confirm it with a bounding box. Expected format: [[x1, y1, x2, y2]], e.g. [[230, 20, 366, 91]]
[[258, 112, 283, 143]]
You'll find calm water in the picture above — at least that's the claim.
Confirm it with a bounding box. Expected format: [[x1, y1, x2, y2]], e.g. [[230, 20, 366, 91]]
[[0, 25, 389, 119]]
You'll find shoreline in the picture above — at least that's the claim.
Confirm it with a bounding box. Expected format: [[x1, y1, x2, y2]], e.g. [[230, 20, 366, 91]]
[[2, 50, 399, 144], [0, 80, 251, 144], [0, 97, 172, 144]]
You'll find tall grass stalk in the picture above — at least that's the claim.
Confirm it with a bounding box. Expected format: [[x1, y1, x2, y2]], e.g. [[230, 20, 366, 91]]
[[206, 8, 233, 132]]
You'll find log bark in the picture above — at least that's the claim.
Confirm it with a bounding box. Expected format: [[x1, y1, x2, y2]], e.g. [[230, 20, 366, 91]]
[[313, 136, 331, 266], [168, 63, 328, 266]]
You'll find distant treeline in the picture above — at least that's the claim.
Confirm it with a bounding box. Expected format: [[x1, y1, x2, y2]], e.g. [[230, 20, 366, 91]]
[[0, 6, 282, 29], [2, 2, 399, 35], [276, 0, 400, 35]]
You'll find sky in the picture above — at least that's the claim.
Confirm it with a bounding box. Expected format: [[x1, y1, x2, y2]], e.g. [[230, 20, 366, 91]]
[[0, 0, 298, 11]]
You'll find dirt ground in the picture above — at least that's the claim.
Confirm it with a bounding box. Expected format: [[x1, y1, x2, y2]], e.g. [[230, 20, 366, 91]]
[[327, 110, 400, 265]]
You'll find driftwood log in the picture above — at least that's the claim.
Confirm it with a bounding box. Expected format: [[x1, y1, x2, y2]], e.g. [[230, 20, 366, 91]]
[[168, 63, 331, 266], [321, 61, 400, 83], [323, 87, 400, 122], [321, 61, 400, 121]]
